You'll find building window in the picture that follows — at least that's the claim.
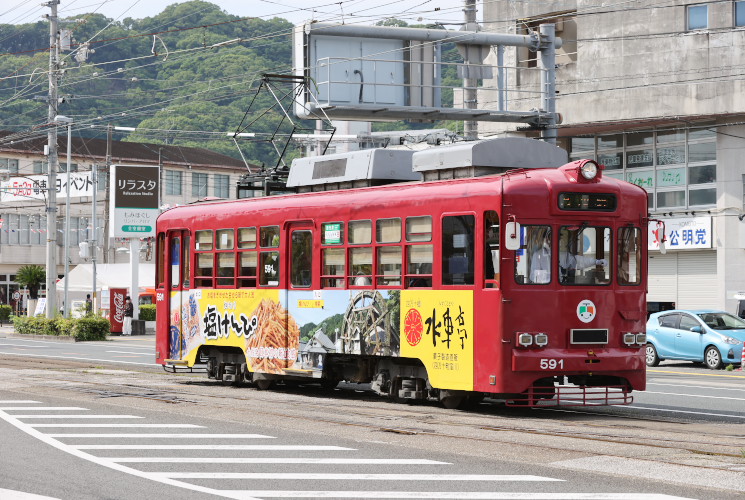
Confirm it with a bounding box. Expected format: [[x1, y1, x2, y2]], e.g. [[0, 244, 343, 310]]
[[687, 4, 708, 30], [33, 161, 48, 174], [165, 170, 182, 196], [192, 173, 208, 198], [214, 174, 229, 198], [569, 127, 716, 212], [59, 162, 78, 173], [736, 1, 745, 26], [1, 158, 19, 174]]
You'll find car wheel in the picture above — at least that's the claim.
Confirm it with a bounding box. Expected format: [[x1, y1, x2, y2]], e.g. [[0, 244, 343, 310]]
[[704, 346, 723, 370], [645, 343, 660, 367]]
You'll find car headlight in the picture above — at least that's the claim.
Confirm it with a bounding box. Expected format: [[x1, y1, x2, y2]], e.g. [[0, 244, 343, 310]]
[[635, 333, 646, 345], [723, 336, 742, 345], [623, 333, 636, 346]]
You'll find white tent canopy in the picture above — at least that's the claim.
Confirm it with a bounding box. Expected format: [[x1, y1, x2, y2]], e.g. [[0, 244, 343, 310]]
[[56, 263, 155, 293]]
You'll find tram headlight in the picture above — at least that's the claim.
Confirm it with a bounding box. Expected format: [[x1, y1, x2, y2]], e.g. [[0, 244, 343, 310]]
[[580, 160, 598, 180], [518, 333, 533, 346], [534, 333, 548, 347], [635, 333, 646, 345], [623, 333, 636, 346]]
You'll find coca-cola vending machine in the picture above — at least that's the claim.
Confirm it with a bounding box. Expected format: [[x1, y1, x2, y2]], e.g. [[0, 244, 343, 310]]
[[110, 288, 127, 333]]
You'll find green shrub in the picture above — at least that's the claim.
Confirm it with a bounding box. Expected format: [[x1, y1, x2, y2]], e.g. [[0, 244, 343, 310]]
[[74, 316, 110, 341], [0, 305, 11, 322], [139, 304, 156, 321], [12, 315, 109, 340], [54, 318, 75, 336]]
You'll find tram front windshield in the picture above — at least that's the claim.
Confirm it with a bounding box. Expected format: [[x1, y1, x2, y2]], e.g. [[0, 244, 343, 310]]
[[515, 225, 614, 286]]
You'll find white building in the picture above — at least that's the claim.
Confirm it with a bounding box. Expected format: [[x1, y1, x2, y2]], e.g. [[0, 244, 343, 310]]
[[0, 130, 257, 312]]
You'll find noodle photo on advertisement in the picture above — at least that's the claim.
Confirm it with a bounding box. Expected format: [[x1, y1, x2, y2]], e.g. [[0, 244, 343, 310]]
[[245, 298, 300, 374]]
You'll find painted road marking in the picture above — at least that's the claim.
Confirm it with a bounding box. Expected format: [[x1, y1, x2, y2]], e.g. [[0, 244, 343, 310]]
[[14, 415, 144, 419], [106, 457, 451, 464], [223, 493, 694, 499], [73, 444, 355, 450], [29, 423, 203, 428], [47, 433, 274, 439], [0, 407, 88, 411], [149, 473, 563, 481]]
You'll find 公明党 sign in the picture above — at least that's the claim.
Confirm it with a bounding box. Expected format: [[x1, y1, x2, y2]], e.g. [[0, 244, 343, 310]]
[[648, 216, 711, 251]]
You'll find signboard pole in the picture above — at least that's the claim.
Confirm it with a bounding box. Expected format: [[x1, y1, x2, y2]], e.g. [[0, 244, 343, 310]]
[[130, 237, 139, 320]]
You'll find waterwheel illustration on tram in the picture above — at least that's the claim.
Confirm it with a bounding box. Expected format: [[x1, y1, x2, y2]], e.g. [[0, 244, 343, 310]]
[[341, 290, 399, 356]]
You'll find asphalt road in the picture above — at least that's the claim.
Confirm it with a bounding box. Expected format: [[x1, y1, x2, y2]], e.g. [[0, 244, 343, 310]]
[[0, 327, 743, 499]]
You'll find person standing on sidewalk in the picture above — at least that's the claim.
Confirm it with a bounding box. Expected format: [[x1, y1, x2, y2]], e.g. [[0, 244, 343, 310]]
[[123, 296, 134, 336]]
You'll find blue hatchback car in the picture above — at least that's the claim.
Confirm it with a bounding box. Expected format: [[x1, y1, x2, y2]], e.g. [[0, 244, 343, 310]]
[[645, 310, 745, 369]]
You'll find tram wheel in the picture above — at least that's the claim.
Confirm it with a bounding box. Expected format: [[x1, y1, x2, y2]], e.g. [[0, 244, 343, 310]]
[[255, 379, 274, 391], [441, 395, 465, 410]]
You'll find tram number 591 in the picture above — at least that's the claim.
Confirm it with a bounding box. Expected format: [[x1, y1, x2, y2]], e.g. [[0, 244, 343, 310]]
[[540, 358, 564, 370]]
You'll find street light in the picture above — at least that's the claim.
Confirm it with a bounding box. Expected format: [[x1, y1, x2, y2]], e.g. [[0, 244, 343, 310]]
[[54, 114, 72, 318]]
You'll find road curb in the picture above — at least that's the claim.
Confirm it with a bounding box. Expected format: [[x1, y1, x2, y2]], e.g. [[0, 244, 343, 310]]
[[6, 333, 78, 342]]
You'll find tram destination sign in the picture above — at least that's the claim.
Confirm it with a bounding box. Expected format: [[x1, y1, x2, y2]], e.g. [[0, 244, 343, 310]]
[[110, 164, 160, 238]]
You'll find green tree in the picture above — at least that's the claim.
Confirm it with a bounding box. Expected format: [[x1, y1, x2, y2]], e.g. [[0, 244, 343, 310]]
[[15, 265, 45, 300]]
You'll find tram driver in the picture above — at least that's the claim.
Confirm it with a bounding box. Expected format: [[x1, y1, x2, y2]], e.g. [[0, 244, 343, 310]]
[[530, 229, 607, 285]]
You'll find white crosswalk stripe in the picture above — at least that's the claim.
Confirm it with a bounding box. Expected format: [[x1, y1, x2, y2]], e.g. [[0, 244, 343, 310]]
[[0, 401, 697, 500]]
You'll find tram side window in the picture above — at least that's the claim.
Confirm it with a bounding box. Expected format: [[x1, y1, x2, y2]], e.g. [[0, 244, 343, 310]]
[[484, 210, 500, 288], [182, 235, 191, 288], [350, 247, 372, 286], [349, 220, 372, 244], [515, 225, 551, 285], [238, 227, 257, 287], [349, 220, 372, 286], [238, 227, 257, 248], [216, 229, 235, 287], [376, 218, 402, 287], [618, 227, 642, 285], [291, 230, 313, 288], [157, 233, 165, 288], [442, 215, 475, 285], [322, 222, 345, 288], [170, 237, 181, 288], [259, 251, 280, 286], [238, 251, 257, 287], [322, 248, 345, 288], [260, 226, 280, 247], [195, 229, 214, 288], [406, 216, 432, 287]]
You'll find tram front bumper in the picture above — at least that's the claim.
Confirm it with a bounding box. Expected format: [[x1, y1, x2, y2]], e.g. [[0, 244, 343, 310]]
[[511, 347, 645, 375]]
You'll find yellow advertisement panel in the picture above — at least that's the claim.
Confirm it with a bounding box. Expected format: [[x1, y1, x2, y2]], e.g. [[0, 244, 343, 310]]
[[171, 289, 294, 372], [400, 290, 474, 391]]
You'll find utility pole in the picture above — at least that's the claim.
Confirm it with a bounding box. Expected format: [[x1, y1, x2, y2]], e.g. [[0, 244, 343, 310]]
[[45, 0, 60, 319], [463, 0, 479, 141], [103, 123, 111, 263]]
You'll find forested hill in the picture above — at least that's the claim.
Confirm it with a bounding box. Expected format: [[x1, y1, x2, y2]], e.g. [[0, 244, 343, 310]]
[[0, 1, 458, 166]]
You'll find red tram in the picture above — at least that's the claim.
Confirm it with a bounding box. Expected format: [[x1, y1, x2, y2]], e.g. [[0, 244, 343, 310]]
[[155, 159, 648, 408]]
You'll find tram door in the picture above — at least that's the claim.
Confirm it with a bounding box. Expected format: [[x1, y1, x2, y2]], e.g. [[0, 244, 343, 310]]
[[283, 221, 313, 370], [166, 230, 190, 360]]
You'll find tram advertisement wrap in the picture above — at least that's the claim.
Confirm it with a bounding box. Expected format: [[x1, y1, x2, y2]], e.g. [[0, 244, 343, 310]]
[[400, 290, 474, 391], [169, 289, 403, 374]]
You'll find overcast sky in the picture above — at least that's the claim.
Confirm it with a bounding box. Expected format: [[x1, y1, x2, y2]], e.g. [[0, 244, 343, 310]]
[[2, 0, 478, 27]]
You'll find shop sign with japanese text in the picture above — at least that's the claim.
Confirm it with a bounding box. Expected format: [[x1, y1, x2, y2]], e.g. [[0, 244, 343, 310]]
[[0, 172, 92, 202], [110, 164, 159, 238], [648, 216, 711, 250]]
